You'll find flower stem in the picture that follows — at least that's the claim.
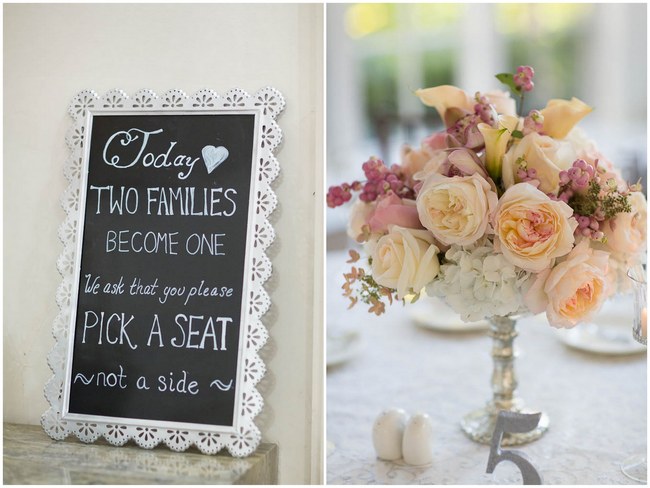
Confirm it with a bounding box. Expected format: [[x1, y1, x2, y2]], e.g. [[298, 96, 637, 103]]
[[519, 92, 526, 117]]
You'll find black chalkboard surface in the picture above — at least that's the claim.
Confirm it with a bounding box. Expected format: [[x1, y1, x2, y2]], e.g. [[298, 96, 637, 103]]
[[66, 113, 256, 427]]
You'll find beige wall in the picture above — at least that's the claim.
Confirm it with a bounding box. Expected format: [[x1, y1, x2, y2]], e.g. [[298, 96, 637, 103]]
[[3, 3, 323, 484]]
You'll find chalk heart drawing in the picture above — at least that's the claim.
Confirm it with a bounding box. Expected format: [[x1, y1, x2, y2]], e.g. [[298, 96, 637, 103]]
[[201, 145, 229, 174]]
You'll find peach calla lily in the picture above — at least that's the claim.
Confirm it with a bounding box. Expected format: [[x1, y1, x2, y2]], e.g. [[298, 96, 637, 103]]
[[415, 85, 474, 121], [478, 115, 520, 181], [540, 97, 592, 139]]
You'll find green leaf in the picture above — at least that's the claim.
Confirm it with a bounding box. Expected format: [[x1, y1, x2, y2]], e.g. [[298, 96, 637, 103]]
[[511, 130, 524, 139], [495, 73, 521, 96]]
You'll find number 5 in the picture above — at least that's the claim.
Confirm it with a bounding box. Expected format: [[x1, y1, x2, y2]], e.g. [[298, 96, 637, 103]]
[[486, 411, 543, 485]]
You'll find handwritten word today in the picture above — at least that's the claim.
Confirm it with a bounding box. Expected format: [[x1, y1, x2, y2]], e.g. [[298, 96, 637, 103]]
[[81, 311, 233, 351], [88, 185, 238, 217], [103, 128, 218, 180]]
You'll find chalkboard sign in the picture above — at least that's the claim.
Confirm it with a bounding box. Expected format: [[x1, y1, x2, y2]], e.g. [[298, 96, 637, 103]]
[[42, 88, 284, 457]]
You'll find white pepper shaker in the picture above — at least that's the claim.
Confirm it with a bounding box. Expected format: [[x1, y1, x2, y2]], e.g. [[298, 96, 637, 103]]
[[372, 408, 408, 461], [402, 413, 434, 466]]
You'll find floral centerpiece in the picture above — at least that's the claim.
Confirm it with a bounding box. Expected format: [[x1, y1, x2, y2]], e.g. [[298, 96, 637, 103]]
[[328, 65, 646, 328], [328, 66, 647, 444]]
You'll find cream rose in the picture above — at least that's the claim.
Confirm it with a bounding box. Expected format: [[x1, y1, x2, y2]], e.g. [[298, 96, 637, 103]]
[[601, 191, 647, 256], [368, 226, 440, 299], [347, 199, 375, 242], [416, 173, 498, 246], [495, 183, 578, 272], [524, 240, 609, 328], [502, 132, 578, 194]]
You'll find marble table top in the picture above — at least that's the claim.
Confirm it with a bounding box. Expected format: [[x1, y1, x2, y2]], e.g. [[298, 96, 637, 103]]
[[3, 423, 277, 484]]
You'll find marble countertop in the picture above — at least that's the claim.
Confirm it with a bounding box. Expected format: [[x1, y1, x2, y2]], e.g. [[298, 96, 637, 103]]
[[3, 423, 277, 484]]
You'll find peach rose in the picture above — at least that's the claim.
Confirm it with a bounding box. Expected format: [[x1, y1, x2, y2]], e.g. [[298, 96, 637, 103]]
[[368, 226, 440, 299], [400, 144, 445, 182], [540, 97, 592, 139], [495, 183, 578, 272], [368, 194, 423, 234], [502, 132, 578, 194], [524, 240, 609, 328], [601, 191, 647, 256], [416, 173, 498, 246]]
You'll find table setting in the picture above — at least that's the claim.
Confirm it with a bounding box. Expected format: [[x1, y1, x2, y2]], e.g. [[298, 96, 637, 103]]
[[326, 65, 647, 484], [327, 249, 646, 484]]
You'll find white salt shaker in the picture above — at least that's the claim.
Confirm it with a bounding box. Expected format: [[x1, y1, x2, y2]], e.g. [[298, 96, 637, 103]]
[[402, 413, 434, 466], [372, 408, 408, 461]]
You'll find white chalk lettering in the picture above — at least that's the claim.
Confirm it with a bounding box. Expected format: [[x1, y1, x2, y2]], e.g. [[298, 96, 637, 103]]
[[157, 370, 199, 395], [103, 128, 199, 180], [106, 230, 179, 255], [73, 365, 128, 389], [84, 274, 101, 294], [146, 187, 237, 216], [147, 314, 164, 347], [136, 376, 150, 390], [82, 310, 138, 350], [185, 233, 225, 256], [171, 314, 232, 350]]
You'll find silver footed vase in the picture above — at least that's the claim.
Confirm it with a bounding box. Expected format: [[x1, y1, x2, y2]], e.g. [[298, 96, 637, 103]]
[[461, 315, 550, 446]]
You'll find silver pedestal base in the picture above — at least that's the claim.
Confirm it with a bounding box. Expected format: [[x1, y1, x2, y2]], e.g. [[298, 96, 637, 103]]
[[461, 404, 550, 446]]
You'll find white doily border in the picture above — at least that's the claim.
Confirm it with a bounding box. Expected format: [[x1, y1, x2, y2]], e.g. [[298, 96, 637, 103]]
[[42, 88, 284, 457]]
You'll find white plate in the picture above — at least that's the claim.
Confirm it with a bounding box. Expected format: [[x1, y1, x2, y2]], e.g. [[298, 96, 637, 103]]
[[327, 330, 362, 367], [556, 301, 647, 355], [407, 298, 489, 332], [557, 323, 646, 356]]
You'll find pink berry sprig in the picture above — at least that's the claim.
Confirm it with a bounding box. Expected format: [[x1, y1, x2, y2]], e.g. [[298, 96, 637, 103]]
[[523, 110, 544, 135], [360, 159, 415, 202], [514, 66, 535, 92], [575, 214, 604, 240], [473, 94, 498, 126], [496, 65, 536, 117], [555, 159, 597, 206], [558, 159, 594, 194], [516, 166, 539, 186], [555, 158, 633, 241], [326, 158, 415, 208], [327, 181, 360, 208]]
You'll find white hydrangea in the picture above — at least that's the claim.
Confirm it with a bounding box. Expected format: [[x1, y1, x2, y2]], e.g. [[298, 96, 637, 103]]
[[427, 242, 532, 322]]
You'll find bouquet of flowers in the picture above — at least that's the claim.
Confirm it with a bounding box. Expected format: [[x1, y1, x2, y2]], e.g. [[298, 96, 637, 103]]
[[328, 66, 647, 328]]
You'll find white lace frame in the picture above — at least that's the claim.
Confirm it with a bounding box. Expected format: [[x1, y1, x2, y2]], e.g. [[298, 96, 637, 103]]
[[42, 88, 284, 457]]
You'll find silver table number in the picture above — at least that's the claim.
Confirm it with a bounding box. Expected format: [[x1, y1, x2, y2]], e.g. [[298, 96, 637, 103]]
[[486, 411, 543, 484]]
